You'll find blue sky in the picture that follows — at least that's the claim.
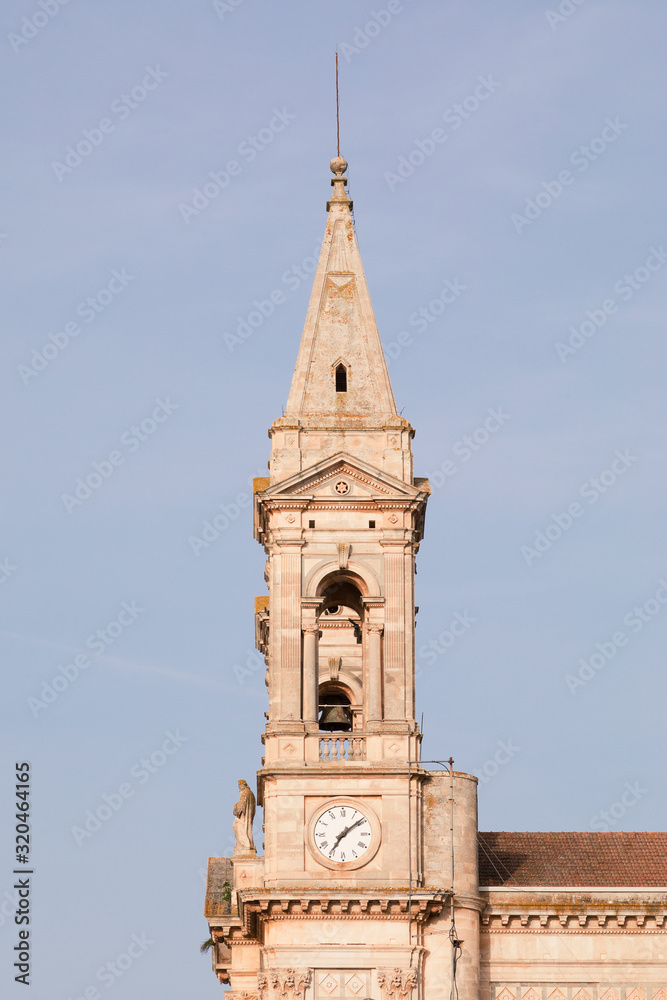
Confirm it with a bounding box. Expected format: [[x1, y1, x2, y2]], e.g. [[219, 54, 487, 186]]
[[2, 1, 667, 997]]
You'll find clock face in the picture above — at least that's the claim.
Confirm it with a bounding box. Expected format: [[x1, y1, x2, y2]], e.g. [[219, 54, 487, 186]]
[[313, 803, 373, 864]]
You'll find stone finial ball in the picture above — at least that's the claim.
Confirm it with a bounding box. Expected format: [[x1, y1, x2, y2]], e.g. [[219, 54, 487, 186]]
[[330, 156, 348, 176]]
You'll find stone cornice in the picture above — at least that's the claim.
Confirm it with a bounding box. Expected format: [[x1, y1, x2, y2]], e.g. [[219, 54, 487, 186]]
[[212, 892, 446, 945], [257, 762, 423, 778], [270, 417, 414, 432], [262, 499, 426, 511], [481, 886, 667, 894], [238, 891, 446, 928], [481, 910, 667, 932], [318, 620, 360, 628]]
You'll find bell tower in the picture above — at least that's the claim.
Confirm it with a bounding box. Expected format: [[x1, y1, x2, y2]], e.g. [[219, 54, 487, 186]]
[[205, 157, 482, 1000]]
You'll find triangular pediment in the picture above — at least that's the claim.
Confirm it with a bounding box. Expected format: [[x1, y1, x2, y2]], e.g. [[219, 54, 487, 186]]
[[261, 453, 423, 500]]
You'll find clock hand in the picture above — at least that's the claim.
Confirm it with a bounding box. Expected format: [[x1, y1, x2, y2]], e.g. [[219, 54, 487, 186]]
[[336, 817, 365, 844], [332, 824, 351, 848]]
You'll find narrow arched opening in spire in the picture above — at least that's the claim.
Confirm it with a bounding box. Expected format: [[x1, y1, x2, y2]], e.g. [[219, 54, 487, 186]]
[[335, 363, 347, 393]]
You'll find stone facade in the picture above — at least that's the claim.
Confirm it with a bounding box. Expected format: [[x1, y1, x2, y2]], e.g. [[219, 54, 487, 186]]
[[204, 158, 667, 998]]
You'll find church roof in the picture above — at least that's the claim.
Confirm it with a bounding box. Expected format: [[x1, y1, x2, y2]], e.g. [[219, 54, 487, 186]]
[[478, 831, 667, 887]]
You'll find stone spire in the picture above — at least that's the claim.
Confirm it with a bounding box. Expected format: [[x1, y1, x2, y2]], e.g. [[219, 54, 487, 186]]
[[270, 157, 414, 484], [285, 156, 397, 420]]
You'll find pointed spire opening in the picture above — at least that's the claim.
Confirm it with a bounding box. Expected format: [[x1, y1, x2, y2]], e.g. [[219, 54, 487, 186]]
[[335, 363, 348, 393]]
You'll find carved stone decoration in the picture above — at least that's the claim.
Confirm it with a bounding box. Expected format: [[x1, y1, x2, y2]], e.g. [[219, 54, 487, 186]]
[[521, 989, 542, 1000], [572, 990, 592, 1000], [232, 778, 256, 855], [599, 990, 619, 1000], [292, 464, 393, 496], [320, 974, 339, 996], [258, 973, 268, 1000], [627, 991, 646, 1000], [377, 968, 418, 1000], [345, 974, 366, 996], [497, 990, 516, 1000], [269, 968, 312, 1000], [337, 542, 351, 568], [328, 656, 341, 681]]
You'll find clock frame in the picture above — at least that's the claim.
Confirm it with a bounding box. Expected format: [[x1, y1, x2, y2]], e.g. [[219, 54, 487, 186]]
[[306, 798, 381, 871]]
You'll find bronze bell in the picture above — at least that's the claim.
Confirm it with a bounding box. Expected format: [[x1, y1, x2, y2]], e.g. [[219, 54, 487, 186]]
[[318, 704, 352, 732]]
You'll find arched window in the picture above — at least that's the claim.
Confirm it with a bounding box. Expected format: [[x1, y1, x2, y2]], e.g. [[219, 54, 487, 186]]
[[335, 363, 347, 393]]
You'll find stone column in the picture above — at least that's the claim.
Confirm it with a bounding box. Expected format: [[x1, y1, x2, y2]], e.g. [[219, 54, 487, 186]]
[[276, 540, 304, 721], [302, 625, 319, 722], [367, 623, 384, 722], [381, 541, 409, 720]]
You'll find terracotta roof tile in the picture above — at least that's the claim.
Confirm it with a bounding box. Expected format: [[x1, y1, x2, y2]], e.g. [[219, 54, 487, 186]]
[[478, 832, 667, 887]]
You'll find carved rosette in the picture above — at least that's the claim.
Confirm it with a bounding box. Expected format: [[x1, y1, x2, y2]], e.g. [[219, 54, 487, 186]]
[[267, 968, 312, 1000], [377, 969, 418, 1000]]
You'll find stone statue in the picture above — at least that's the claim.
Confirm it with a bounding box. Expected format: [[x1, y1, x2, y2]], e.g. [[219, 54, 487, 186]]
[[232, 778, 256, 855]]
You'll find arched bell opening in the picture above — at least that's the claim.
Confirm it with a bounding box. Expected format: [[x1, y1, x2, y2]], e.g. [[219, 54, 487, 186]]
[[316, 581, 364, 731], [308, 573, 377, 727], [318, 685, 353, 732], [318, 577, 365, 620]]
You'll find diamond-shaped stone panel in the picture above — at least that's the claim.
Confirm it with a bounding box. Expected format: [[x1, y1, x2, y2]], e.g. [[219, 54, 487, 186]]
[[548, 990, 566, 1000], [572, 991, 592, 1000], [320, 975, 339, 996], [345, 975, 365, 996], [497, 990, 516, 1000], [522, 989, 542, 1000], [600, 990, 619, 1000]]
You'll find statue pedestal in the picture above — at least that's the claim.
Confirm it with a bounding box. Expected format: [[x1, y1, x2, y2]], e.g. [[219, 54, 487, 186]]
[[232, 845, 257, 858], [231, 855, 265, 892]]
